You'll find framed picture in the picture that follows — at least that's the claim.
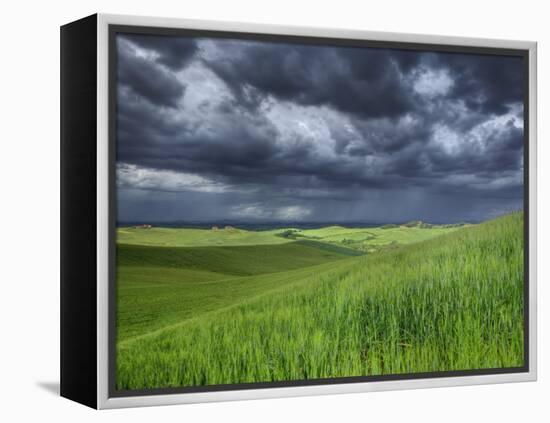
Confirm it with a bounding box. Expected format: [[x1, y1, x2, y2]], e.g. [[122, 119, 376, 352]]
[[60, 13, 537, 409]]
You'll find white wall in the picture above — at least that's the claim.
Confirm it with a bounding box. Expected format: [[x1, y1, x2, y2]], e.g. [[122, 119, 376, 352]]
[[1, 0, 547, 421]]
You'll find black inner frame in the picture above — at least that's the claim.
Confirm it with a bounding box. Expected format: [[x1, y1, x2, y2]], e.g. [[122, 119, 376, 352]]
[[107, 24, 530, 398]]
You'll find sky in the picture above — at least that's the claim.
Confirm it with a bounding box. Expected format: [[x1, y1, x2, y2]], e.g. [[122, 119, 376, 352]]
[[115, 33, 525, 224]]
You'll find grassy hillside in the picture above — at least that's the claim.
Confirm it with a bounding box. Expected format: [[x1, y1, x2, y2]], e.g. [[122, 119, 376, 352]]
[[117, 221, 464, 252], [118, 241, 359, 276], [285, 224, 465, 252], [117, 258, 359, 342], [116, 241, 359, 341], [117, 226, 291, 247], [116, 212, 524, 390]]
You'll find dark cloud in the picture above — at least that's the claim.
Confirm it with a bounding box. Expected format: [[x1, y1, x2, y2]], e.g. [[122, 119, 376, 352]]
[[427, 122, 523, 177], [117, 39, 185, 108], [120, 34, 199, 70], [114, 33, 525, 223], [205, 43, 420, 118], [444, 53, 524, 115]]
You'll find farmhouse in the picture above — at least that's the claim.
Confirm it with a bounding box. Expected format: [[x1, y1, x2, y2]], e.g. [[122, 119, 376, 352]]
[[135, 224, 152, 229]]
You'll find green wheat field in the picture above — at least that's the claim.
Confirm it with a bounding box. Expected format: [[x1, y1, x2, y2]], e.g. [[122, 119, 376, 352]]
[[115, 212, 524, 391]]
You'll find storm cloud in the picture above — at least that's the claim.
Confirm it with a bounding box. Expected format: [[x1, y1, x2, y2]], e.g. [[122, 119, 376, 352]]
[[115, 33, 525, 224]]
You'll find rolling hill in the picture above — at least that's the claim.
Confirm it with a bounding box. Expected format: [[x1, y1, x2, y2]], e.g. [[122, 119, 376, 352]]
[[115, 213, 524, 390]]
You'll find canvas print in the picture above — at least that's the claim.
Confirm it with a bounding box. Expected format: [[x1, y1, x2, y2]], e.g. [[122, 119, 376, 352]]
[[114, 32, 526, 392]]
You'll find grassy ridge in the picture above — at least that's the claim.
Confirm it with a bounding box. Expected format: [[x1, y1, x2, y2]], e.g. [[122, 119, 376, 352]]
[[117, 259, 358, 342], [293, 240, 364, 256], [116, 212, 524, 390], [118, 222, 463, 253], [294, 224, 464, 252], [116, 242, 356, 341], [117, 242, 355, 276], [117, 226, 291, 247]]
